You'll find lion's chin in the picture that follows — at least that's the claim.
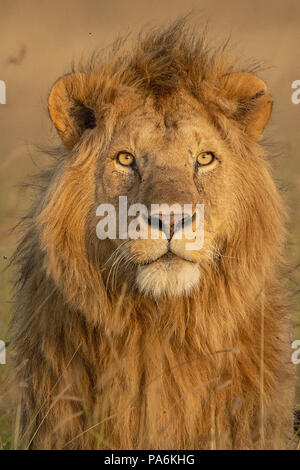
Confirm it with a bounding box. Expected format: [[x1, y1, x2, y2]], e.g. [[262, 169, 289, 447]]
[[135, 256, 200, 299]]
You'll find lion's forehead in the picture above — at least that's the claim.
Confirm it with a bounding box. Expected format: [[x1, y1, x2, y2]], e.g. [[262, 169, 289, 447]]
[[109, 108, 219, 156]]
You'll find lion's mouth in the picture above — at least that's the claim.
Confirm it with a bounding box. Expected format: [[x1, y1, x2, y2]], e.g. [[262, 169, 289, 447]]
[[135, 250, 175, 266], [135, 252, 201, 298], [159, 251, 177, 261], [137, 249, 196, 267]]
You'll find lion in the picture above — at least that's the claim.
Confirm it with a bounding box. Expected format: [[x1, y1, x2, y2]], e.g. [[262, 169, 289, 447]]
[[11, 20, 295, 449]]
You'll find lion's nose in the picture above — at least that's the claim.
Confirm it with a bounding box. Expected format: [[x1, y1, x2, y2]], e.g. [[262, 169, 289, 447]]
[[148, 212, 194, 240]]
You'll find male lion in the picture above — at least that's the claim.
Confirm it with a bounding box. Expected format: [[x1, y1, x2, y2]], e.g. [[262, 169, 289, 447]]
[[12, 20, 295, 449]]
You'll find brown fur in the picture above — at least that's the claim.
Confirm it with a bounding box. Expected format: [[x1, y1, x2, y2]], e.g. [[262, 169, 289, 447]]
[[12, 19, 295, 449]]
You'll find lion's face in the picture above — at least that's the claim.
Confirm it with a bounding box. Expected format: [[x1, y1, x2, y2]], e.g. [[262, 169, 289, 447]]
[[92, 94, 232, 298], [47, 65, 272, 300]]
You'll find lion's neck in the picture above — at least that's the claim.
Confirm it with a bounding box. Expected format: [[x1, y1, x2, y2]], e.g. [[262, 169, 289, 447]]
[[92, 287, 262, 449]]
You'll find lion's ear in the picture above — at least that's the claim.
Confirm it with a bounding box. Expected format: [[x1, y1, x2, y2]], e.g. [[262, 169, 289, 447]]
[[48, 73, 96, 149], [218, 72, 272, 141]]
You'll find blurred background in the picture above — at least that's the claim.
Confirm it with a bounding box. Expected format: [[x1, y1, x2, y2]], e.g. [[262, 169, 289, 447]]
[[0, 0, 299, 448]]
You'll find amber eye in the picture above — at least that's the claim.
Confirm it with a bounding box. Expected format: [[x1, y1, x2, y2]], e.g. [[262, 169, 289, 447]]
[[196, 152, 215, 166], [117, 152, 135, 167]]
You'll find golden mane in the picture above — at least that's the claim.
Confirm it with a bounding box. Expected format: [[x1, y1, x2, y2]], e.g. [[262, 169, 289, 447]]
[[11, 19, 295, 449]]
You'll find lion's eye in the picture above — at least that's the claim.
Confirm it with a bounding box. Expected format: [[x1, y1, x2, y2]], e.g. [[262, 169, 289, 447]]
[[196, 152, 215, 166], [117, 152, 135, 167]]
